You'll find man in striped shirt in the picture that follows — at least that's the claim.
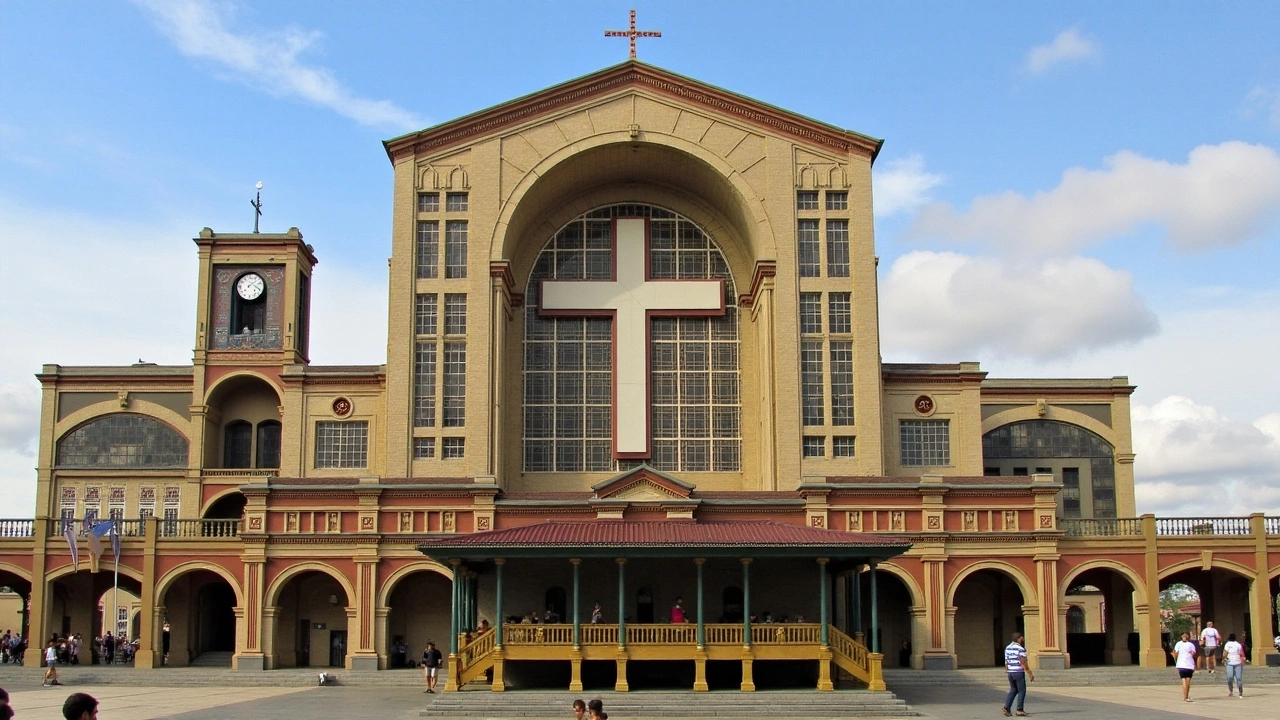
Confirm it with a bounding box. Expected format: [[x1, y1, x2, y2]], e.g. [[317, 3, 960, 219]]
[[1001, 632, 1034, 717]]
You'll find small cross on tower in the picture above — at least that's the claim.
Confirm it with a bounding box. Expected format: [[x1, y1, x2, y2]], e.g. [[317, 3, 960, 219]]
[[605, 9, 661, 60]]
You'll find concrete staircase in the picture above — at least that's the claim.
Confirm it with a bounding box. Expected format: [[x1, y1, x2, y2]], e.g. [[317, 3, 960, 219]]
[[883, 665, 1280, 688], [421, 689, 918, 718], [189, 651, 234, 667]]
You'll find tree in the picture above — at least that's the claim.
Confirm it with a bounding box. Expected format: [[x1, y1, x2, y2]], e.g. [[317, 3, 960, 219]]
[[1160, 584, 1197, 638]]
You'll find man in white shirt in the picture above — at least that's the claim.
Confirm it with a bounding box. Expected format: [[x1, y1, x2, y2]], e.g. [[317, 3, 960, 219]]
[[1171, 631, 1197, 702], [1223, 632, 1245, 697], [1001, 632, 1034, 717], [1199, 621, 1221, 673]]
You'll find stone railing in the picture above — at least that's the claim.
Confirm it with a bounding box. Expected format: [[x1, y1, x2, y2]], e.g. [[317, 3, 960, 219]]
[[0, 519, 34, 538], [1155, 517, 1253, 536], [203, 469, 279, 478], [162, 519, 241, 538], [1060, 518, 1143, 537]]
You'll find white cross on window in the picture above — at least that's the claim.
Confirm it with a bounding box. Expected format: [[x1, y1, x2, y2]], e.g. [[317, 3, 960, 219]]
[[540, 217, 724, 458]]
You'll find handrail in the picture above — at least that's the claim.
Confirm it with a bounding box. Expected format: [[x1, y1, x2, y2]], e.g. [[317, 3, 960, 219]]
[[1155, 517, 1253, 536], [0, 519, 34, 538], [829, 624, 884, 689], [162, 519, 241, 538], [1060, 518, 1143, 537]]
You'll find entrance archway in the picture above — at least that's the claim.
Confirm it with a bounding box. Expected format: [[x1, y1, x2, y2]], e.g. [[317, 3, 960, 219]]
[[157, 568, 239, 666], [272, 569, 350, 668], [846, 567, 916, 667], [951, 569, 1027, 667], [383, 568, 451, 669], [45, 567, 143, 665], [1062, 564, 1142, 666], [1160, 564, 1254, 658]]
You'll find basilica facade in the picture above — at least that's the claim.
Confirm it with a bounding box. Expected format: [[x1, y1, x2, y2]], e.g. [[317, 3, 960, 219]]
[[3, 61, 1277, 690]]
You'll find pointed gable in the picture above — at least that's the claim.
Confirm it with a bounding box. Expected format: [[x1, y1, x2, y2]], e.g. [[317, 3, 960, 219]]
[[384, 60, 883, 164], [591, 464, 694, 501]]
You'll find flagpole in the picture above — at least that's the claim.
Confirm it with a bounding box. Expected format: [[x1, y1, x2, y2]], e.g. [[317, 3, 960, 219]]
[[112, 522, 119, 663]]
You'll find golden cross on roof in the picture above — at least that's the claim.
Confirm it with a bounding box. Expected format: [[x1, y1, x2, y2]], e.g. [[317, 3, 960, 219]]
[[605, 9, 661, 59]]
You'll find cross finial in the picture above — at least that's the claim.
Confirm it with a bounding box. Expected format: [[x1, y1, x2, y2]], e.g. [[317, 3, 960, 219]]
[[605, 9, 661, 60]]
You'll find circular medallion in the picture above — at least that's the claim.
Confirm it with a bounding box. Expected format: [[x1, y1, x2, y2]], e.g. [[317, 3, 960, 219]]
[[913, 395, 935, 416], [332, 397, 353, 417], [235, 272, 265, 300]]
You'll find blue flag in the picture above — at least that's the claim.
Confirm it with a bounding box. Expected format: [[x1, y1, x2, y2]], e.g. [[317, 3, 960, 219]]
[[87, 520, 114, 560]]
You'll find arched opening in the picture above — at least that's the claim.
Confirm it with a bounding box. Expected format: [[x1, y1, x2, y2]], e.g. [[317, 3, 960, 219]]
[[158, 569, 238, 666], [1160, 566, 1253, 664], [203, 375, 283, 470], [849, 568, 915, 668], [385, 570, 451, 670], [982, 420, 1117, 518], [953, 569, 1026, 667], [273, 570, 350, 668], [1063, 566, 1141, 666], [0, 569, 32, 660], [46, 569, 143, 665], [202, 492, 246, 521]]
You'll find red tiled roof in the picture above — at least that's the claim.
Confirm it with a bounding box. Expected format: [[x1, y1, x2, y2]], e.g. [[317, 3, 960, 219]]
[[419, 520, 910, 556]]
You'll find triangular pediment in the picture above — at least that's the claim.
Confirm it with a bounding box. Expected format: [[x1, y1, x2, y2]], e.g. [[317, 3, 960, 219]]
[[592, 465, 694, 501], [385, 60, 882, 163]]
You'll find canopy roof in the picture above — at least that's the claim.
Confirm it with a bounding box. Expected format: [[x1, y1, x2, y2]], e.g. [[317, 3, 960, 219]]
[[417, 520, 911, 561]]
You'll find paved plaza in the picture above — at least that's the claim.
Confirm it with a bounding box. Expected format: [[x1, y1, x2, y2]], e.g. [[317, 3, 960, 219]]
[[0, 678, 1274, 720]]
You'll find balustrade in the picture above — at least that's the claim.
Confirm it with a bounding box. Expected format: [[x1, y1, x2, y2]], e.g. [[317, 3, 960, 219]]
[[1155, 517, 1253, 536], [1060, 518, 1143, 537], [0, 519, 33, 538]]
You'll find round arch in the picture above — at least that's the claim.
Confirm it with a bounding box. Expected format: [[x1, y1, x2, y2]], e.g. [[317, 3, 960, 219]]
[[46, 561, 144, 586], [947, 560, 1037, 607], [871, 561, 925, 609], [0, 561, 32, 584], [155, 561, 245, 607], [493, 134, 777, 267], [1158, 558, 1259, 582], [1059, 559, 1147, 602], [203, 370, 284, 407], [376, 560, 452, 608], [265, 562, 355, 608], [53, 402, 190, 445], [981, 407, 1120, 448], [200, 488, 248, 517]]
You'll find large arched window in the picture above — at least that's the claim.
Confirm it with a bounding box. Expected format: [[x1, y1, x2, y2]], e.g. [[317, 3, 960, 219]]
[[982, 420, 1116, 517], [56, 414, 188, 468], [522, 204, 740, 473]]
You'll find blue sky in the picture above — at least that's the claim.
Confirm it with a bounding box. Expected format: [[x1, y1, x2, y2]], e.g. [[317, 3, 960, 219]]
[[2, 1, 1278, 516]]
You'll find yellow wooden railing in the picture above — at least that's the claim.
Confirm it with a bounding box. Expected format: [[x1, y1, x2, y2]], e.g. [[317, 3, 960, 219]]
[[457, 628, 496, 686], [828, 625, 883, 690]]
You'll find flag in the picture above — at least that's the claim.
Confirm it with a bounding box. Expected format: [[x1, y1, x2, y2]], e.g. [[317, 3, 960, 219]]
[[87, 520, 114, 560], [63, 521, 79, 570], [110, 521, 121, 562]]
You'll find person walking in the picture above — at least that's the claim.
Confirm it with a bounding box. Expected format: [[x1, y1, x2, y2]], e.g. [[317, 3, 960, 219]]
[[1199, 621, 1221, 673], [420, 640, 443, 693], [1000, 631, 1034, 717], [42, 641, 61, 687], [1223, 632, 1245, 697], [1171, 631, 1197, 702]]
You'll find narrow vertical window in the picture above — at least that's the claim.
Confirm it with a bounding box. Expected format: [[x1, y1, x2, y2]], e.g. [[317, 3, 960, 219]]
[[415, 293, 438, 336], [444, 294, 467, 335], [256, 420, 281, 469], [801, 340, 825, 425], [414, 342, 437, 427], [798, 220, 820, 278], [826, 220, 850, 278], [442, 342, 466, 426], [799, 292, 823, 334], [830, 341, 854, 426], [828, 292, 852, 334], [416, 221, 439, 279], [223, 421, 252, 469], [445, 221, 468, 278]]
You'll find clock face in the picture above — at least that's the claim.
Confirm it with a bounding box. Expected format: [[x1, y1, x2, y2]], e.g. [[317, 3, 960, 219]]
[[236, 273, 265, 301]]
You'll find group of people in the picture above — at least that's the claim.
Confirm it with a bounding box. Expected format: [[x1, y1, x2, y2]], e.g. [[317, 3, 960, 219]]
[[0, 687, 100, 720], [0, 632, 24, 665], [1171, 620, 1249, 702], [571, 698, 608, 720]]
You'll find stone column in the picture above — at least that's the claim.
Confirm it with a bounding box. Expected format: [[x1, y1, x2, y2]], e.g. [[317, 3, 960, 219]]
[[24, 518, 49, 669], [1249, 513, 1275, 665], [1034, 554, 1065, 669], [134, 515, 161, 667], [237, 557, 266, 670], [349, 558, 379, 670], [445, 560, 461, 692], [1139, 514, 1164, 667], [921, 556, 951, 669]]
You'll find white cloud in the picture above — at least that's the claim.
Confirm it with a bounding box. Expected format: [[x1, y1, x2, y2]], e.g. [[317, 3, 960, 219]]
[[910, 142, 1280, 255], [1024, 28, 1098, 75], [1132, 397, 1280, 515], [873, 154, 945, 217], [880, 251, 1158, 362], [133, 0, 426, 132]]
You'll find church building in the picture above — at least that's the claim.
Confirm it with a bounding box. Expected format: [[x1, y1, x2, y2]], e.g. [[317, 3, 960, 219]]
[[3, 59, 1277, 691]]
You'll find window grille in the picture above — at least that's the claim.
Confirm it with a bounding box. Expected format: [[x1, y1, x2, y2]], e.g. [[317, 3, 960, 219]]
[[416, 221, 439, 279], [315, 421, 369, 468]]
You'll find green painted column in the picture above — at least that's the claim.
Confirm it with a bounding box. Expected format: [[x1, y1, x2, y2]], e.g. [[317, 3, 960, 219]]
[[695, 558, 706, 649], [741, 558, 752, 647], [571, 558, 581, 648], [853, 565, 863, 636], [616, 558, 627, 648], [495, 559, 504, 647], [818, 558, 829, 646], [461, 570, 472, 632], [869, 561, 879, 654], [449, 561, 461, 655]]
